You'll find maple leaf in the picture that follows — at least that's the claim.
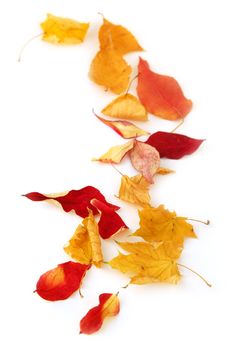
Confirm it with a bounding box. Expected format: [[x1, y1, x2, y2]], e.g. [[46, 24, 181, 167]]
[[92, 140, 134, 163], [109, 241, 181, 284], [129, 141, 160, 183], [23, 186, 119, 218], [96, 115, 149, 139], [91, 199, 128, 239], [40, 14, 89, 44], [133, 205, 197, 245], [99, 17, 143, 55], [137, 58, 192, 120], [80, 293, 120, 334], [118, 174, 151, 207], [146, 131, 204, 159], [102, 93, 148, 121], [89, 46, 132, 94], [35, 262, 90, 301]]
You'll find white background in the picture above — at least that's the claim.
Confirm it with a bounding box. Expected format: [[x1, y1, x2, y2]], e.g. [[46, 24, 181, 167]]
[[0, 0, 234, 349]]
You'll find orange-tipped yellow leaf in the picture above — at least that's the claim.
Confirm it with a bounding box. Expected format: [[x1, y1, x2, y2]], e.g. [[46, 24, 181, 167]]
[[93, 140, 134, 163]]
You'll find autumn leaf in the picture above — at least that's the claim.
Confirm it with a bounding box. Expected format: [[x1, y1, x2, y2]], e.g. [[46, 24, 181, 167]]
[[92, 140, 134, 163], [99, 17, 143, 55], [35, 262, 90, 301], [89, 46, 132, 94], [40, 14, 89, 44], [137, 58, 192, 120], [157, 167, 174, 175], [102, 93, 148, 121], [91, 199, 128, 239], [129, 141, 160, 183], [118, 174, 151, 207], [109, 241, 181, 284], [96, 115, 149, 139], [146, 131, 204, 159], [80, 293, 120, 334], [133, 205, 197, 245], [23, 186, 119, 218]]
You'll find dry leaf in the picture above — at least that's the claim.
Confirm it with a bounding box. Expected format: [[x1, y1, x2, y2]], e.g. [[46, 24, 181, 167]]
[[89, 47, 132, 94], [133, 205, 197, 245], [129, 141, 160, 183], [92, 140, 134, 163], [109, 241, 181, 284], [157, 167, 174, 175], [80, 293, 120, 334], [40, 14, 89, 44], [118, 174, 151, 207], [99, 18, 143, 55], [102, 93, 148, 121]]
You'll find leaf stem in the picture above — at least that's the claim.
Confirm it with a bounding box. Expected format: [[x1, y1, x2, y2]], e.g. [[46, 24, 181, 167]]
[[111, 164, 124, 177], [187, 218, 210, 225], [177, 263, 212, 287], [79, 289, 84, 298], [125, 74, 139, 95], [17, 33, 43, 62], [171, 119, 184, 133]]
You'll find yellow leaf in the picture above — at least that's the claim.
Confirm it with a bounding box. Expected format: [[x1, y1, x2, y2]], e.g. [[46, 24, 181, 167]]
[[89, 47, 132, 94], [92, 140, 134, 163], [109, 241, 181, 284], [40, 14, 89, 44], [118, 174, 151, 207], [102, 93, 148, 121], [133, 205, 197, 245], [99, 18, 143, 55], [64, 224, 92, 265], [157, 167, 175, 175]]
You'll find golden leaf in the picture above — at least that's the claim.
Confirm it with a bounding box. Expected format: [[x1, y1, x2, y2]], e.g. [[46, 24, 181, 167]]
[[99, 18, 143, 55], [89, 47, 132, 94], [102, 93, 148, 121], [156, 167, 174, 175], [133, 205, 197, 245], [109, 241, 181, 284], [118, 174, 151, 207], [40, 14, 89, 44], [92, 140, 134, 163]]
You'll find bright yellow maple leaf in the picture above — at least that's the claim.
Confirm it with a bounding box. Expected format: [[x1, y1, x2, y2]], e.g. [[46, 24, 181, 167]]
[[40, 14, 89, 44], [102, 93, 148, 121], [92, 140, 134, 163], [99, 18, 143, 55], [133, 205, 197, 245], [109, 241, 181, 284], [118, 174, 151, 207]]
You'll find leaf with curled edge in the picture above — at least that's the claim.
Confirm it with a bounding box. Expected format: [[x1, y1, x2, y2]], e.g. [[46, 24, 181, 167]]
[[92, 140, 134, 163]]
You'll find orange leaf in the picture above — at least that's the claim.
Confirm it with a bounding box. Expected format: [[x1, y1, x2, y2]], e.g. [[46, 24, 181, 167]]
[[80, 293, 120, 334], [102, 93, 148, 121], [137, 58, 192, 120], [92, 140, 134, 163], [89, 47, 132, 94], [99, 17, 143, 55]]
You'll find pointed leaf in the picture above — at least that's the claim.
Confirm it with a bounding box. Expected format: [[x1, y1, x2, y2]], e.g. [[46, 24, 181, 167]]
[[92, 140, 134, 163]]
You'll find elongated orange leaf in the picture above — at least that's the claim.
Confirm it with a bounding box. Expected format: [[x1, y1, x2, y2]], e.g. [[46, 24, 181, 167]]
[[92, 140, 134, 163], [137, 58, 192, 120]]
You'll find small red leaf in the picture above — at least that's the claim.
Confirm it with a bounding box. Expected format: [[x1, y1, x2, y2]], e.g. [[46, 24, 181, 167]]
[[146, 131, 204, 159], [23, 186, 120, 218], [80, 293, 120, 334], [91, 198, 128, 239], [35, 262, 90, 301]]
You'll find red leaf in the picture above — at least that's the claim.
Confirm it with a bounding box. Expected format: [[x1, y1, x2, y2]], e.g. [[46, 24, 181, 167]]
[[91, 198, 128, 239], [137, 58, 192, 120], [35, 262, 90, 301], [146, 131, 204, 159], [80, 293, 120, 334], [23, 186, 120, 218]]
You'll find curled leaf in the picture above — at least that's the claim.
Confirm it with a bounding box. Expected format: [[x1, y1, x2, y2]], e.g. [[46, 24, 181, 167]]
[[35, 262, 90, 301], [96, 115, 149, 139], [92, 140, 134, 163], [118, 174, 151, 207], [109, 241, 181, 284], [23, 186, 119, 218], [137, 58, 192, 120], [146, 131, 204, 159], [133, 205, 197, 245], [91, 198, 128, 239], [102, 93, 148, 121], [129, 141, 160, 183], [99, 17, 143, 55], [40, 14, 89, 44], [80, 293, 120, 334], [89, 47, 132, 94]]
